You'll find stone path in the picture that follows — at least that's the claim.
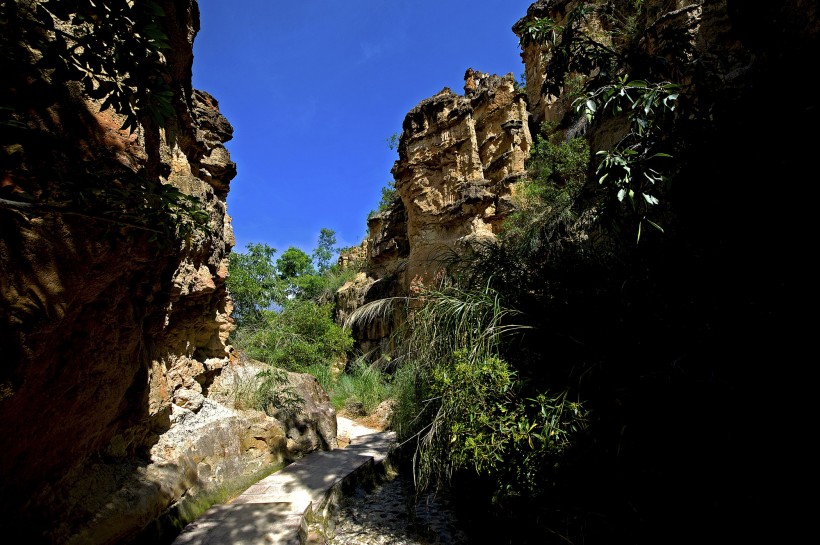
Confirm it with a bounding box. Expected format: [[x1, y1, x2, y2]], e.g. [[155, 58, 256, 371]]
[[170, 417, 396, 545]]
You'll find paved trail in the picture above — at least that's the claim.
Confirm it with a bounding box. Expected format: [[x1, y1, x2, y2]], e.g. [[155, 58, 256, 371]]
[[171, 417, 395, 545]]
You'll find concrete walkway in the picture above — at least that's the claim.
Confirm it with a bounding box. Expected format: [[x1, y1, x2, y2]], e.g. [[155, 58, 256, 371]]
[[171, 418, 396, 545]]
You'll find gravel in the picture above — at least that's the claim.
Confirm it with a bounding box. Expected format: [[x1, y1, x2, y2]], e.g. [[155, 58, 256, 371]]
[[323, 473, 469, 545]]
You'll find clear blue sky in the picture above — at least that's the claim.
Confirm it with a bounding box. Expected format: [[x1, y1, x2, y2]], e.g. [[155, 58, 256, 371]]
[[192, 0, 534, 257]]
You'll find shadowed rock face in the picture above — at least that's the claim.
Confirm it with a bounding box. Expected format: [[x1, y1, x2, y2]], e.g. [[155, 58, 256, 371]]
[[0, 2, 333, 543]]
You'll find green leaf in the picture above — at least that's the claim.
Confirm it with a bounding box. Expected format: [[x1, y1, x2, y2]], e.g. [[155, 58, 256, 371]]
[[647, 219, 665, 233], [642, 193, 659, 205], [143, 1, 166, 17]]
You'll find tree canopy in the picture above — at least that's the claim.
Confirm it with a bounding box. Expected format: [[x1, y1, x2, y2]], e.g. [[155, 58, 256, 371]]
[[226, 229, 353, 365]]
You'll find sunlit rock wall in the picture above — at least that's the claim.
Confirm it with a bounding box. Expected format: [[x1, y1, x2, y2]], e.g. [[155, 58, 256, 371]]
[[336, 70, 531, 359], [392, 70, 532, 286]]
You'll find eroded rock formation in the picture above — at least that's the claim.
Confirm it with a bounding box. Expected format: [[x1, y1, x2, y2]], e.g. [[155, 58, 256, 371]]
[[0, 2, 335, 543], [394, 70, 531, 286], [339, 0, 820, 360], [336, 70, 531, 358]]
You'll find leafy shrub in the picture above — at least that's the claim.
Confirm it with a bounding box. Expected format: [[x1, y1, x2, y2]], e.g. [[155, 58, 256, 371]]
[[352, 278, 588, 496], [502, 125, 590, 251], [418, 349, 587, 495], [367, 179, 398, 219], [212, 363, 303, 416], [243, 300, 353, 373], [255, 367, 306, 417]]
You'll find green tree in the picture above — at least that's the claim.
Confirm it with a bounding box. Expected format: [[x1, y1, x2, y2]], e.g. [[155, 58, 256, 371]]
[[243, 300, 353, 372], [276, 247, 314, 279], [312, 228, 337, 274], [227, 243, 280, 327]]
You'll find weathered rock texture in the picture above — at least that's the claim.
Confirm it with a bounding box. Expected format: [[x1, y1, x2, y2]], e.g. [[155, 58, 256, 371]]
[[0, 2, 335, 543], [393, 70, 531, 286], [336, 70, 531, 357], [209, 358, 338, 457], [339, 0, 820, 362], [513, 0, 701, 128]]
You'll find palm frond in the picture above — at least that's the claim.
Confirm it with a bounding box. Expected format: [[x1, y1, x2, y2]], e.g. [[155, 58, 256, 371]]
[[343, 296, 407, 330]]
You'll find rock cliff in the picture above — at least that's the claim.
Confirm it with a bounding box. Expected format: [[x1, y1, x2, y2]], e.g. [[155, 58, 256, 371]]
[[0, 2, 335, 543], [339, 0, 817, 541], [336, 70, 532, 357], [339, 0, 819, 360]]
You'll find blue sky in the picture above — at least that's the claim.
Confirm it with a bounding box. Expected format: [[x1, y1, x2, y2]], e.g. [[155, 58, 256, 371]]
[[192, 0, 534, 258]]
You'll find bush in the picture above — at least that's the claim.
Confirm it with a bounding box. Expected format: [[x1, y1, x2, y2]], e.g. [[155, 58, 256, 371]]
[[212, 362, 304, 417], [367, 180, 397, 219], [351, 278, 588, 496], [501, 126, 589, 251], [393, 342, 588, 495], [255, 367, 305, 417], [242, 300, 353, 372]]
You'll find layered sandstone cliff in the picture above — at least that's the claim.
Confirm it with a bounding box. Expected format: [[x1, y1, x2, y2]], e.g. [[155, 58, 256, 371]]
[[336, 70, 531, 358], [0, 2, 335, 543]]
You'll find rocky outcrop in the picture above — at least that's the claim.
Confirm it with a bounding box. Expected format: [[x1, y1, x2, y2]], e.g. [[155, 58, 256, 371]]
[[393, 70, 531, 286], [0, 2, 335, 543], [209, 359, 338, 457], [339, 0, 820, 361], [335, 201, 409, 360], [513, 0, 701, 128], [58, 399, 287, 545], [337, 71, 531, 357]]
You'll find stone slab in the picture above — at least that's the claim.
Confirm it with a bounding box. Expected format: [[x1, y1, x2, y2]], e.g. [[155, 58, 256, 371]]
[[171, 503, 307, 545]]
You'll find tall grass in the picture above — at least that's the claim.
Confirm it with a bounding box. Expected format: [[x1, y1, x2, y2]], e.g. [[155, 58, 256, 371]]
[[330, 360, 393, 414], [305, 359, 394, 416], [347, 278, 527, 487]]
